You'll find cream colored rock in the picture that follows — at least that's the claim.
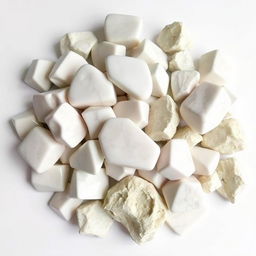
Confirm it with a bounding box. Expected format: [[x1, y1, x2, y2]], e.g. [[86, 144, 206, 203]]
[[145, 95, 179, 141], [103, 176, 167, 244], [168, 51, 194, 72], [201, 118, 246, 154], [216, 158, 245, 203], [105, 161, 135, 181], [77, 201, 113, 237], [173, 126, 202, 147], [156, 22, 192, 54], [197, 172, 222, 193]]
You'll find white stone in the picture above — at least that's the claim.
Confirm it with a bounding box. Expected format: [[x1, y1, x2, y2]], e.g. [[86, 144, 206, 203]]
[[77, 201, 113, 237], [99, 118, 160, 171], [197, 171, 222, 193], [131, 39, 168, 69], [69, 169, 109, 200], [113, 100, 149, 129], [180, 83, 233, 134], [168, 50, 194, 72], [60, 144, 81, 164], [173, 126, 202, 147], [104, 14, 143, 49], [106, 55, 152, 100], [33, 88, 68, 122], [18, 127, 65, 173], [171, 70, 200, 102], [24, 59, 54, 92], [157, 139, 195, 180], [91, 41, 126, 72], [149, 63, 169, 97], [31, 164, 70, 192], [68, 64, 117, 108], [145, 95, 179, 141], [201, 118, 246, 154], [191, 146, 220, 176], [82, 107, 116, 139], [103, 176, 167, 244], [105, 161, 135, 181], [60, 31, 97, 59], [138, 168, 166, 189], [69, 140, 104, 174], [156, 22, 192, 54], [11, 109, 39, 139], [45, 103, 86, 148], [49, 184, 83, 221], [49, 51, 87, 87], [199, 50, 232, 85]]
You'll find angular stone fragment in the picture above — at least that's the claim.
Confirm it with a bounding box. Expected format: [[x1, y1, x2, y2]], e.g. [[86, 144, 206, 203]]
[[60, 144, 81, 164], [103, 176, 167, 244], [145, 95, 179, 141], [105, 161, 135, 181], [201, 118, 246, 154], [197, 171, 222, 193], [168, 50, 194, 72]]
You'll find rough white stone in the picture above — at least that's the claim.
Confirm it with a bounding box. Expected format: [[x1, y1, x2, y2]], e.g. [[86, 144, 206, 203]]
[[105, 161, 135, 181], [197, 171, 222, 193], [168, 50, 194, 72]]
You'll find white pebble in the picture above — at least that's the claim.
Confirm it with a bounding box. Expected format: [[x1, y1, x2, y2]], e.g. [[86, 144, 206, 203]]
[[105, 161, 135, 181], [60, 144, 81, 164], [168, 50, 194, 72]]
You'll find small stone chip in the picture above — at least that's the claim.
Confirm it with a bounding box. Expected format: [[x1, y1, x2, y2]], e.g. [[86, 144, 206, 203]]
[[197, 172, 222, 193]]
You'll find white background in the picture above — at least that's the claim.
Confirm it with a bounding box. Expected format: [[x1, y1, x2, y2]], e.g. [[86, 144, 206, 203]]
[[1, 0, 256, 255]]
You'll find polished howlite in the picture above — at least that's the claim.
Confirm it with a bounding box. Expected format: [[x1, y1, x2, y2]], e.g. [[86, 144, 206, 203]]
[[11, 109, 39, 139], [18, 127, 65, 173], [49, 184, 83, 221], [82, 107, 116, 139], [68, 64, 117, 108], [103, 176, 167, 244], [91, 41, 126, 72], [145, 95, 180, 141], [60, 31, 97, 58], [60, 144, 81, 164], [69, 169, 109, 200], [69, 140, 104, 175], [33, 88, 68, 122], [31, 164, 70, 192], [180, 83, 233, 134], [77, 201, 113, 237], [197, 171, 222, 193], [131, 39, 168, 69], [99, 118, 160, 171], [106, 55, 153, 100], [49, 51, 87, 87], [105, 161, 135, 181], [168, 50, 194, 72], [113, 100, 149, 129], [157, 139, 195, 180], [104, 14, 143, 49], [171, 70, 200, 102], [24, 59, 54, 92]]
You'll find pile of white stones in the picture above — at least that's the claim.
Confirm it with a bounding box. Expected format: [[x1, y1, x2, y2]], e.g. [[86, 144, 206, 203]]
[[11, 14, 246, 244]]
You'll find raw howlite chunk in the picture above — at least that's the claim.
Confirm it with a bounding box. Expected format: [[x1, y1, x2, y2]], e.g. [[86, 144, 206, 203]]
[[197, 171, 222, 193], [49, 51, 87, 87], [149, 63, 169, 97], [105, 161, 135, 181], [77, 201, 113, 237], [216, 158, 245, 203], [191, 146, 220, 176], [60, 144, 81, 164], [33, 88, 68, 122], [31, 164, 70, 192], [24, 59, 54, 92], [49, 184, 83, 221], [45, 103, 87, 148], [201, 118, 246, 154], [103, 176, 167, 244], [18, 127, 65, 173], [106, 55, 152, 100], [60, 31, 97, 58], [113, 100, 149, 129], [168, 50, 194, 72], [171, 70, 200, 102], [69, 140, 104, 175], [104, 14, 143, 49], [99, 118, 160, 171], [11, 109, 39, 139], [156, 22, 192, 54], [68, 64, 117, 108], [69, 169, 109, 200], [91, 41, 126, 72], [145, 95, 180, 141], [180, 83, 233, 134], [82, 107, 116, 139], [173, 126, 202, 147], [131, 39, 168, 69], [157, 139, 195, 180]]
